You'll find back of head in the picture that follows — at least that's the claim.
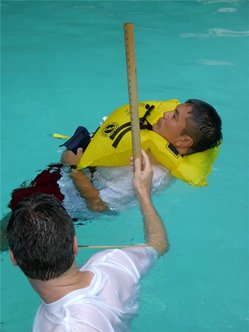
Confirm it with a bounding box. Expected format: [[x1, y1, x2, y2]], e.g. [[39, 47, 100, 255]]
[[7, 193, 75, 281], [184, 99, 223, 154]]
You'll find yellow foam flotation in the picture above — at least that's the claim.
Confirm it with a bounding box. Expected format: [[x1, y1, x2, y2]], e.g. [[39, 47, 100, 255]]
[[77, 99, 219, 187]]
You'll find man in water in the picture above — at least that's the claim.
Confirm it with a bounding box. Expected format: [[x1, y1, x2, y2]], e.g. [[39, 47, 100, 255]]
[[61, 99, 222, 212], [7, 151, 169, 331], [0, 98, 222, 251]]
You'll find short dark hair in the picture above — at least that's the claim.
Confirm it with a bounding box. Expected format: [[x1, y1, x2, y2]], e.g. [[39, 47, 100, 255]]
[[184, 99, 223, 154], [7, 193, 75, 281]]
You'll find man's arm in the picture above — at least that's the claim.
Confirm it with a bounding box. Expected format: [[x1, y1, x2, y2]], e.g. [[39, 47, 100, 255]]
[[70, 169, 107, 212], [61, 148, 107, 212], [133, 150, 169, 256]]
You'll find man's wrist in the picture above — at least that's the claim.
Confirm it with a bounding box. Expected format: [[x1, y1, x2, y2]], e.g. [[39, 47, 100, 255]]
[[62, 165, 77, 173]]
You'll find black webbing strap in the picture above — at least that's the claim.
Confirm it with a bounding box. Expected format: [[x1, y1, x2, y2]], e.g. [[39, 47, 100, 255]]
[[111, 104, 155, 148], [110, 121, 131, 140]]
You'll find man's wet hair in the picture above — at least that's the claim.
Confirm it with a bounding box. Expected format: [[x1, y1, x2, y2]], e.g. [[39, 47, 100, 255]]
[[7, 193, 75, 281], [184, 99, 223, 154]]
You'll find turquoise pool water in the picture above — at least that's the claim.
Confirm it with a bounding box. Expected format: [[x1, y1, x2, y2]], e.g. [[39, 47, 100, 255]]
[[1, 1, 249, 331]]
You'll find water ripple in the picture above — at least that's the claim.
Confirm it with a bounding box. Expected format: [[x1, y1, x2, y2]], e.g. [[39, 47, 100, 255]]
[[199, 0, 241, 4], [179, 28, 249, 39], [217, 7, 237, 13], [197, 59, 235, 66]]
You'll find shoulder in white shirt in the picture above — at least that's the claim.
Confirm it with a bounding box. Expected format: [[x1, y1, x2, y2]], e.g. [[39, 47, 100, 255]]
[[33, 246, 158, 332]]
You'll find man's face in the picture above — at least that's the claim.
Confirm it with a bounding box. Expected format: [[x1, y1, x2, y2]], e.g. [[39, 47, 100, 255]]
[[152, 103, 192, 146]]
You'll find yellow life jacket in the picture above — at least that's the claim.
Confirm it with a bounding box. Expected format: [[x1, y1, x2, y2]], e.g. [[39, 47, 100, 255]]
[[77, 99, 219, 187]]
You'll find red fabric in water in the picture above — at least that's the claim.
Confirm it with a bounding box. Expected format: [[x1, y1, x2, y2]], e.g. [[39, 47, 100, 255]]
[[9, 164, 64, 210]]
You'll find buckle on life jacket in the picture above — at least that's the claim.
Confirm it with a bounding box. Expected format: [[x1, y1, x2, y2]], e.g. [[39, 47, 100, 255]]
[[111, 104, 155, 148]]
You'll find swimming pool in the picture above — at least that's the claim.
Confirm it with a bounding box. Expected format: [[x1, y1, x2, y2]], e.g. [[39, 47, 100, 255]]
[[1, 1, 249, 331]]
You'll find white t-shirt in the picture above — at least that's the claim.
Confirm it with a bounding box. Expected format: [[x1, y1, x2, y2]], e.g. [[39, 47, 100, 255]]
[[32, 246, 158, 332], [58, 165, 173, 220]]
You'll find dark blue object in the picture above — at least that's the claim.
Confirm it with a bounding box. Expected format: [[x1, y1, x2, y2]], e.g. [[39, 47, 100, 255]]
[[60, 126, 91, 154]]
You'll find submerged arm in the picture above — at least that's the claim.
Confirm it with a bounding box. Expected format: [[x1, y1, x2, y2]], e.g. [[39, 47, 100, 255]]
[[61, 148, 107, 212], [70, 169, 107, 212]]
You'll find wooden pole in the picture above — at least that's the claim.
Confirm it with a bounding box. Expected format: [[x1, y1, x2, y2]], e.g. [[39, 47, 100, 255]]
[[124, 23, 141, 161], [78, 245, 149, 249], [78, 25, 143, 251]]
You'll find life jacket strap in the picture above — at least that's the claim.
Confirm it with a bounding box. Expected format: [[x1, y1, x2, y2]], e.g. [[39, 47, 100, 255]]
[[111, 104, 155, 148]]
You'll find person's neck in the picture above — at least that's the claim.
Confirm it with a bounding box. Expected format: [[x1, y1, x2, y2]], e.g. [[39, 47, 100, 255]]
[[29, 262, 94, 304], [176, 146, 188, 156]]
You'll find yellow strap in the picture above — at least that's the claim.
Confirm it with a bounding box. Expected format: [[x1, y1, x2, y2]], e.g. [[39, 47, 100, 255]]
[[52, 133, 71, 139]]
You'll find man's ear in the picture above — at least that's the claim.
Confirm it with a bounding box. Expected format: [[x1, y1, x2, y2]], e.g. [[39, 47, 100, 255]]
[[9, 250, 18, 266], [73, 235, 78, 255], [175, 135, 193, 149]]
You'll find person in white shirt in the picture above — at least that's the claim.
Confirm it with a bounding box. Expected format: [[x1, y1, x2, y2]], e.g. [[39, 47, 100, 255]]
[[7, 150, 169, 331], [61, 99, 222, 214], [8, 99, 222, 218]]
